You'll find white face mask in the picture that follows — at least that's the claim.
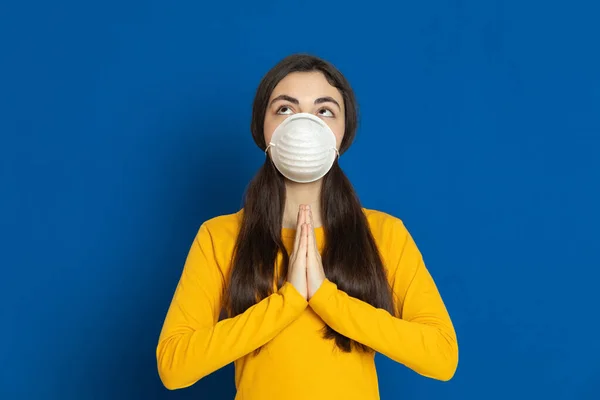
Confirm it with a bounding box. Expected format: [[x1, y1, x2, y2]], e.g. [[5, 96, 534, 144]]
[[265, 113, 339, 183]]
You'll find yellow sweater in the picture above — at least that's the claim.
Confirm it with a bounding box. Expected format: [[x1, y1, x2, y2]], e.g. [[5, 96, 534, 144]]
[[156, 208, 458, 399]]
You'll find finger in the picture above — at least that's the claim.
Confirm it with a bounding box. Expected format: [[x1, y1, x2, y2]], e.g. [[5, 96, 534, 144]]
[[294, 224, 308, 268], [299, 205, 308, 226], [293, 207, 303, 251], [304, 206, 310, 229], [294, 205, 308, 249], [299, 223, 308, 259], [307, 208, 319, 252], [307, 219, 315, 254], [298, 205, 308, 230]]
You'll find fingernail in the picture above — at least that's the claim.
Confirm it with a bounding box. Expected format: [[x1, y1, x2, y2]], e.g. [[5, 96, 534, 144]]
[[306, 205, 310, 210]]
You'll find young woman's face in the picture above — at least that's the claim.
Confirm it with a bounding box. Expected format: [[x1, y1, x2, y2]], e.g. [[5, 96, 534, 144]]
[[263, 71, 345, 149]]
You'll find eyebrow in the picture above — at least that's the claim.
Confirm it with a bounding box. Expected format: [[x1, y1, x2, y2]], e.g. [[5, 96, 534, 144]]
[[315, 96, 341, 110], [270, 94, 341, 110]]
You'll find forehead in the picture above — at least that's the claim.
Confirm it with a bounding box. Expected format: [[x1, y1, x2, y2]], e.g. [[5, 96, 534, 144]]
[[269, 71, 343, 103]]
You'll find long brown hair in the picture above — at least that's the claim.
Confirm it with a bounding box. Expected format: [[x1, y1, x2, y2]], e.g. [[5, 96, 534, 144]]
[[226, 54, 395, 352]]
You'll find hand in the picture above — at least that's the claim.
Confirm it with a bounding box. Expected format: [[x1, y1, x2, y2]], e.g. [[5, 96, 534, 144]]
[[306, 207, 326, 299], [288, 205, 309, 300]]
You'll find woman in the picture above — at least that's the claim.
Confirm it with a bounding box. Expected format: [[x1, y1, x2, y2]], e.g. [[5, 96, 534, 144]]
[[156, 54, 458, 399]]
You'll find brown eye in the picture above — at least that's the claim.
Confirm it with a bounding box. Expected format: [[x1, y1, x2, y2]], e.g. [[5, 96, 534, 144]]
[[318, 108, 334, 117], [277, 106, 294, 115]]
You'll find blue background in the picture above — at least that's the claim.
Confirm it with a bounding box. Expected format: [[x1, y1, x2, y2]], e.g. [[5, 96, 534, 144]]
[[1, 0, 599, 399]]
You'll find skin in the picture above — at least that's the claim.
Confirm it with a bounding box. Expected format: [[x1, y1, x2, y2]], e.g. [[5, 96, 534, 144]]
[[263, 71, 343, 300], [264, 71, 346, 230], [287, 205, 326, 300]]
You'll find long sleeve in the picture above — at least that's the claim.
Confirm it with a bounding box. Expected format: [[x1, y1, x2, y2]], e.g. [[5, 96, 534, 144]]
[[156, 223, 308, 390], [308, 219, 458, 381]]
